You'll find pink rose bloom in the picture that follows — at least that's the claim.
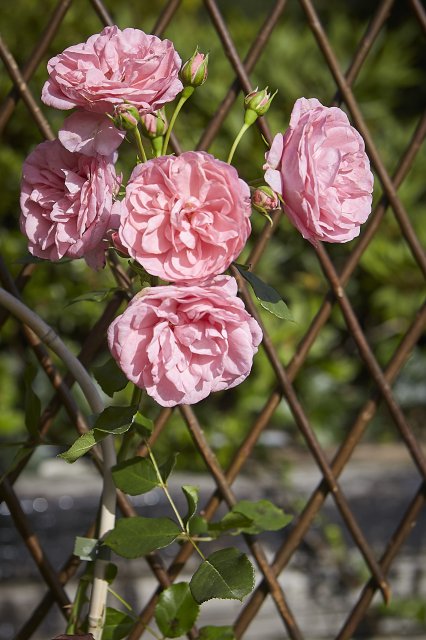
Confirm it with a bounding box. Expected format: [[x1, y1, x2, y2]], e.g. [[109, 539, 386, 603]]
[[59, 112, 125, 157], [117, 151, 252, 282], [107, 276, 262, 407], [20, 139, 119, 269], [264, 98, 374, 243], [42, 26, 182, 115]]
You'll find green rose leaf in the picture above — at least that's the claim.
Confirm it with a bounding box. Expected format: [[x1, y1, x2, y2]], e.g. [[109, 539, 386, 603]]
[[58, 429, 104, 463], [188, 515, 209, 537], [103, 517, 180, 558], [134, 412, 154, 431], [208, 512, 253, 537], [198, 626, 236, 640], [159, 452, 178, 483], [92, 405, 138, 433], [102, 607, 135, 640], [190, 548, 254, 604], [73, 536, 98, 561], [234, 265, 293, 321], [232, 499, 293, 534], [112, 457, 160, 495], [182, 485, 199, 529], [58, 404, 139, 463], [105, 562, 118, 584], [93, 357, 129, 397], [155, 582, 200, 638], [66, 288, 120, 307]]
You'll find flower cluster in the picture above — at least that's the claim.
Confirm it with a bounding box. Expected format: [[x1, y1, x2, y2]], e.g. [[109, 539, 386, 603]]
[[19, 26, 373, 407]]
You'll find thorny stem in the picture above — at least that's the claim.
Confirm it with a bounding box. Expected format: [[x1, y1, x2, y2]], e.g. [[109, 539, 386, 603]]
[[227, 122, 251, 164], [146, 442, 206, 561], [0, 287, 115, 640]]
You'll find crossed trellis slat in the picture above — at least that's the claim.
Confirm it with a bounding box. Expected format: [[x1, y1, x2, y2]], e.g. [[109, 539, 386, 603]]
[[0, 0, 425, 639]]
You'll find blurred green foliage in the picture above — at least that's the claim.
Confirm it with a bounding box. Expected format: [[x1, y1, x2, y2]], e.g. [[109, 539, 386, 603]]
[[0, 0, 424, 470]]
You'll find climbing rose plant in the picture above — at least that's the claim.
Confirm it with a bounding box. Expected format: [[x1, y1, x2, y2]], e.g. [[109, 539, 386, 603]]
[[18, 24, 373, 640]]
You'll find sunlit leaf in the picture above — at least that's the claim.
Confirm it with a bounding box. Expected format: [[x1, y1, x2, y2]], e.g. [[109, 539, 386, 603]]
[[103, 517, 180, 558], [207, 511, 253, 537], [58, 430, 104, 463], [232, 499, 293, 534], [190, 548, 254, 603]]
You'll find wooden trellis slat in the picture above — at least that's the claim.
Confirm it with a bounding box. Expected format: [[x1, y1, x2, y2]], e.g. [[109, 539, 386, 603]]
[[0, 1, 425, 639]]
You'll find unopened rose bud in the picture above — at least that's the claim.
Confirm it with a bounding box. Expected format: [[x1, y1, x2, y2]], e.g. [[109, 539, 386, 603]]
[[110, 231, 130, 258], [252, 186, 279, 225], [140, 109, 168, 139], [112, 103, 140, 131], [244, 87, 277, 125], [180, 48, 209, 89]]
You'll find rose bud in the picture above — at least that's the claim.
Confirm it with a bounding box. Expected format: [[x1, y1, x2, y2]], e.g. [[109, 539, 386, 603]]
[[180, 48, 209, 88], [140, 109, 168, 139], [112, 103, 140, 131], [244, 87, 277, 125], [252, 186, 279, 217]]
